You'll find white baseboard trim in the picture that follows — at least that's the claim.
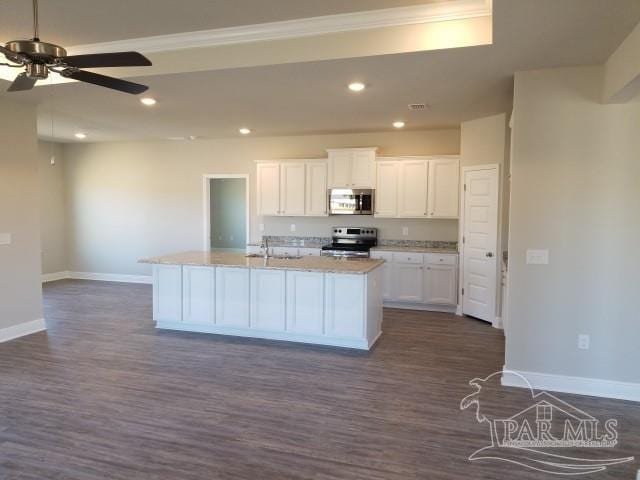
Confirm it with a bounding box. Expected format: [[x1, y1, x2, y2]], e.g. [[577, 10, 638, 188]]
[[42, 271, 70, 283], [0, 318, 46, 343], [493, 316, 504, 329], [42, 271, 152, 284], [455, 305, 463, 316], [68, 272, 152, 284], [383, 301, 456, 313], [502, 367, 640, 402]]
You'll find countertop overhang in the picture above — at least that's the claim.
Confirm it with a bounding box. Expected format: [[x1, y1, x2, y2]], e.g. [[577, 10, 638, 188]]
[[140, 251, 384, 274]]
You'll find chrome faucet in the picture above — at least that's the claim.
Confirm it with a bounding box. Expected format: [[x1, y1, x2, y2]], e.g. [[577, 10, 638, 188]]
[[261, 237, 270, 259]]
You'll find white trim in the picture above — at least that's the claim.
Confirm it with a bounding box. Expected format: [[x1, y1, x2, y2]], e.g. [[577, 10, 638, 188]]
[[68, 1, 492, 55], [493, 316, 503, 329], [203, 174, 250, 251], [156, 321, 377, 350], [502, 368, 640, 403], [383, 302, 457, 314], [68, 272, 152, 284], [0, 318, 46, 343], [42, 271, 70, 283]]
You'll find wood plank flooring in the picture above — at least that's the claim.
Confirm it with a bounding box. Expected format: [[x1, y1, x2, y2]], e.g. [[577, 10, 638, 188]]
[[0, 280, 638, 479]]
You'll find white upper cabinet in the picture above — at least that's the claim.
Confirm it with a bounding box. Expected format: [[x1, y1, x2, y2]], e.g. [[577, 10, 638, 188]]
[[256, 160, 327, 217], [375, 161, 399, 217], [305, 162, 328, 216], [280, 162, 306, 216], [428, 158, 460, 218], [398, 160, 429, 218], [256, 162, 280, 216], [327, 148, 377, 188]]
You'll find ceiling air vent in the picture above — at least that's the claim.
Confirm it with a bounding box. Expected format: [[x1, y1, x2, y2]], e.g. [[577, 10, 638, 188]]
[[408, 103, 428, 111]]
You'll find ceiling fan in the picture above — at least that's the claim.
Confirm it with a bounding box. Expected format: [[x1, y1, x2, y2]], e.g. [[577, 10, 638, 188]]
[[0, 0, 152, 94]]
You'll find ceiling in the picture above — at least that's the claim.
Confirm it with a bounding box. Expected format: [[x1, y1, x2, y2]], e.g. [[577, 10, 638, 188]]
[[1, 0, 639, 142]]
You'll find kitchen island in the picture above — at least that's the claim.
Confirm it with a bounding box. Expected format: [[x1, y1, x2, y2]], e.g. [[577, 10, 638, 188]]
[[140, 251, 384, 350]]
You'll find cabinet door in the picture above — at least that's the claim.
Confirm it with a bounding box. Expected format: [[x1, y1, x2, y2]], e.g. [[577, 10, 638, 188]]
[[324, 274, 365, 339], [398, 160, 429, 217], [271, 247, 300, 257], [182, 266, 215, 324], [280, 162, 306, 216], [328, 150, 352, 188], [370, 251, 393, 301], [286, 271, 325, 335], [153, 265, 183, 322], [250, 269, 286, 331], [375, 161, 398, 217], [351, 150, 376, 188], [428, 158, 460, 218], [257, 163, 280, 216], [393, 263, 424, 302], [424, 264, 457, 305], [215, 267, 250, 327], [305, 162, 328, 216]]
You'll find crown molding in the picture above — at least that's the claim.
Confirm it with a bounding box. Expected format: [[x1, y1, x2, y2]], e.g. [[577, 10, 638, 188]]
[[68, 0, 492, 55]]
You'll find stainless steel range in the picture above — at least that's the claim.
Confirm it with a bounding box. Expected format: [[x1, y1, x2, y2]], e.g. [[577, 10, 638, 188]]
[[321, 227, 378, 258]]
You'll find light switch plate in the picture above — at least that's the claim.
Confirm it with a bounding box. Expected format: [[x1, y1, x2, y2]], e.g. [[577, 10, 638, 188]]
[[290, 224, 296, 232], [259, 223, 265, 232], [578, 334, 590, 350], [402, 227, 409, 236], [526, 249, 549, 265], [0, 233, 11, 246]]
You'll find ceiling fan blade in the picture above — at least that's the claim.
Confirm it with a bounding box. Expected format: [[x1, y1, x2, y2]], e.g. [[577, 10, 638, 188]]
[[62, 51, 152, 69], [65, 69, 149, 95], [0, 44, 28, 64], [8, 73, 37, 92]]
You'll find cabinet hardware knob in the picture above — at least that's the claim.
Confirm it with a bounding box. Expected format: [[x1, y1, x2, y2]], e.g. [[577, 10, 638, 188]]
[[486, 252, 494, 258]]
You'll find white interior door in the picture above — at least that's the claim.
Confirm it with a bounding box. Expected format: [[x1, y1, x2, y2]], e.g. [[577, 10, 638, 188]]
[[462, 167, 499, 322]]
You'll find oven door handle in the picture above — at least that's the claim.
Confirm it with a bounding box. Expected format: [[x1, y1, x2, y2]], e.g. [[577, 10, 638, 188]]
[[355, 193, 362, 213]]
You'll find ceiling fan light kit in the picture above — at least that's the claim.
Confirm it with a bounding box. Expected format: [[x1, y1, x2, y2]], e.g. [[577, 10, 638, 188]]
[[1, 0, 152, 94]]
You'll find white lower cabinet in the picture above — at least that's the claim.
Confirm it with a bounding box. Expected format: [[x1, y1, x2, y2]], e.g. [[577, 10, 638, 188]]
[[424, 264, 457, 305], [370, 250, 459, 310], [153, 265, 183, 322], [286, 271, 325, 335], [215, 267, 250, 327], [250, 269, 286, 331], [182, 266, 215, 324], [393, 263, 424, 302], [324, 273, 365, 339]]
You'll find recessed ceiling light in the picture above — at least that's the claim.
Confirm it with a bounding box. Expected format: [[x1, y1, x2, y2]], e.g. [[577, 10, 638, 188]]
[[140, 97, 157, 106], [239, 128, 251, 135], [393, 121, 406, 129], [74, 132, 87, 139], [348, 82, 366, 92]]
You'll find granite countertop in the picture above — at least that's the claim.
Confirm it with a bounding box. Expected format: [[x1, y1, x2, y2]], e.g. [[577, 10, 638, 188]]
[[371, 246, 459, 254], [140, 251, 384, 274]]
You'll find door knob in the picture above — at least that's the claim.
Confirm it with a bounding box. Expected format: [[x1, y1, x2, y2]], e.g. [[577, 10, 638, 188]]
[[486, 252, 494, 258]]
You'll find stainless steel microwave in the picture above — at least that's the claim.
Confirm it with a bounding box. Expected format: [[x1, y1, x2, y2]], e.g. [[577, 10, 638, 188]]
[[328, 189, 375, 215]]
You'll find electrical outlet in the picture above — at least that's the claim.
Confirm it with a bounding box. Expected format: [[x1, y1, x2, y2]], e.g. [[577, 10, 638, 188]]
[[0, 233, 12, 246], [229, 235, 234, 241], [526, 249, 549, 265], [259, 223, 265, 232], [578, 334, 590, 350], [290, 224, 296, 232], [402, 227, 409, 236]]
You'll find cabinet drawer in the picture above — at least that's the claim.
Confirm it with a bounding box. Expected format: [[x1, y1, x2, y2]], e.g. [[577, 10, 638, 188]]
[[392, 252, 424, 264], [298, 248, 321, 257], [271, 247, 300, 256], [424, 254, 458, 266], [370, 251, 393, 262]]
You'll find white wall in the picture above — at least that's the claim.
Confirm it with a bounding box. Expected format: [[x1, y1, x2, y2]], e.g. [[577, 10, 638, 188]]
[[0, 98, 44, 333], [39, 142, 67, 274], [62, 129, 460, 276], [507, 65, 640, 384]]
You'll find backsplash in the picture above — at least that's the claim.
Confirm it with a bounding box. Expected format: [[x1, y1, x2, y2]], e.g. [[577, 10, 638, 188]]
[[254, 235, 457, 250]]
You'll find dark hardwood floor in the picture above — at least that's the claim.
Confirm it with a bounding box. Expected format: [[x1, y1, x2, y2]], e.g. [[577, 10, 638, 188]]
[[0, 280, 637, 479]]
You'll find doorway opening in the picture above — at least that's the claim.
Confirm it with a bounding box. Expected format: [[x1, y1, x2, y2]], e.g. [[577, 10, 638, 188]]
[[203, 174, 249, 251]]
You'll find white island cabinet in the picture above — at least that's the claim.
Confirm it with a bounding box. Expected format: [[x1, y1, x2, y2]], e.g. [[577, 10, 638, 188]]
[[143, 252, 383, 350]]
